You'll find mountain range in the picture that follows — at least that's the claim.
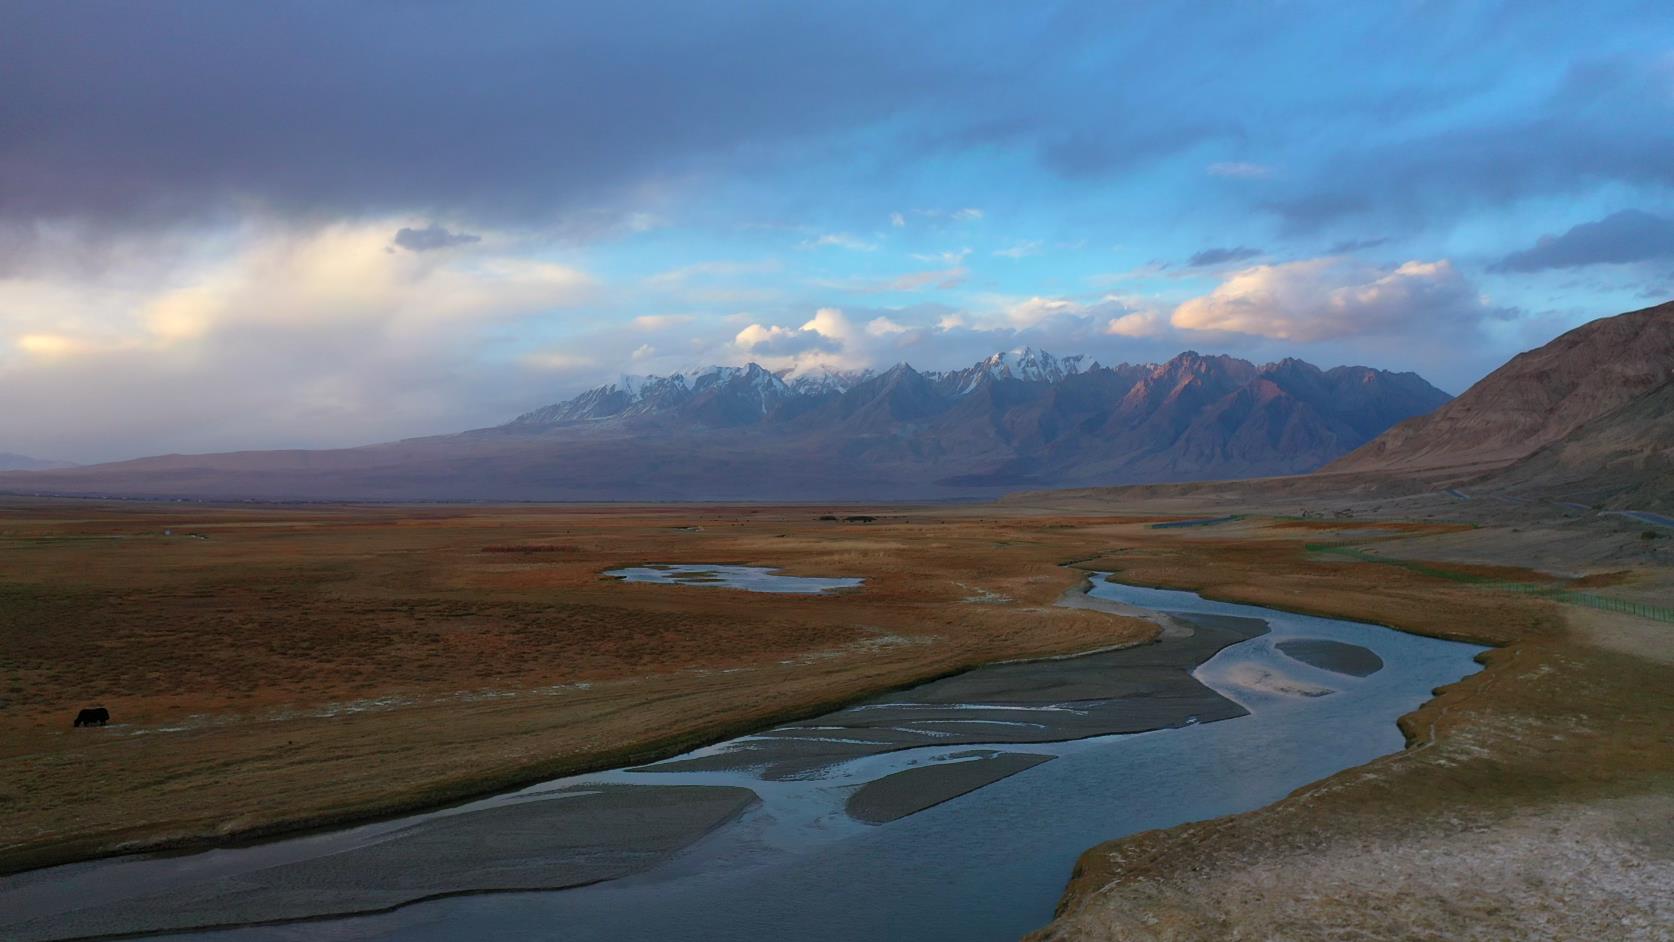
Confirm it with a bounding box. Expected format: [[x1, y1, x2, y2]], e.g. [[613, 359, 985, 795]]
[[0, 453, 74, 472], [0, 349, 1451, 501]]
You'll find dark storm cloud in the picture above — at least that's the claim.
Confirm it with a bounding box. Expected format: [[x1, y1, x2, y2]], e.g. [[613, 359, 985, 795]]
[[1490, 210, 1674, 273], [3, 3, 1671, 248], [1256, 54, 1674, 234], [1186, 246, 1262, 267], [0, 2, 977, 230], [393, 225, 481, 252]]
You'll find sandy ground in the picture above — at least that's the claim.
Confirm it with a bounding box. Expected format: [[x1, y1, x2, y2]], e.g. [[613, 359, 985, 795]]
[[846, 751, 1056, 825], [1036, 793, 1674, 942], [1273, 638, 1384, 676], [633, 611, 1268, 780]]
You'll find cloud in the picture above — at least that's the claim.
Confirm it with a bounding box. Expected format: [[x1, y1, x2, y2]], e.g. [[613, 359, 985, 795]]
[[392, 224, 481, 252], [813, 267, 967, 293], [890, 212, 906, 228], [911, 248, 971, 265], [1207, 162, 1273, 179], [644, 259, 780, 287], [1255, 56, 1674, 233], [1327, 236, 1390, 254], [951, 208, 984, 222], [523, 350, 595, 371], [1185, 246, 1262, 267], [1105, 311, 1163, 337], [1490, 210, 1674, 273], [0, 5, 970, 238], [733, 322, 834, 356], [994, 241, 1042, 259], [802, 307, 854, 340], [1171, 257, 1498, 342], [631, 314, 696, 331], [0, 220, 596, 460], [804, 232, 878, 252]]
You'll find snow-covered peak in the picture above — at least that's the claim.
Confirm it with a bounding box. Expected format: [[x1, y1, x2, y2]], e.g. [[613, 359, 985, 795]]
[[784, 365, 872, 395], [950, 347, 1085, 393]]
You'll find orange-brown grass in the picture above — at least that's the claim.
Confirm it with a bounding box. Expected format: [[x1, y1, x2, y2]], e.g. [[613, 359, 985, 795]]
[[1, 499, 1161, 873]]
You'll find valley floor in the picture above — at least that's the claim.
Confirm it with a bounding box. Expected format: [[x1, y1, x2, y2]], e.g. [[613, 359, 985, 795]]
[[2, 495, 1670, 940]]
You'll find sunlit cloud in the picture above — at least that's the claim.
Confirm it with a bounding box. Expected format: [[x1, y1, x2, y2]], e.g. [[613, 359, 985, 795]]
[[632, 314, 697, 331], [1172, 257, 1498, 341]]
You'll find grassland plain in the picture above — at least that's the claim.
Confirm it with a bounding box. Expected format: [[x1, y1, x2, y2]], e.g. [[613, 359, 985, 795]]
[[2, 497, 1668, 942], [2, 498, 1167, 874]]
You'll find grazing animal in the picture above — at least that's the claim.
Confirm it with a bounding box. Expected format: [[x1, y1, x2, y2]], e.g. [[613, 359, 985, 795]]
[[74, 707, 110, 727]]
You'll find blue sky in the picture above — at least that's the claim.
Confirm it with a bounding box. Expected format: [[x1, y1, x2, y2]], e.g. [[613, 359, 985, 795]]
[[2, 2, 1671, 461]]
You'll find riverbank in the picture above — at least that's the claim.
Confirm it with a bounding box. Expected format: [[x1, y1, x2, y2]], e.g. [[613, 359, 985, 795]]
[[1029, 516, 1674, 940]]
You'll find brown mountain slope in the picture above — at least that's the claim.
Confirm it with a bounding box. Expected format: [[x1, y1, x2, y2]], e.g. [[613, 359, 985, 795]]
[[1475, 381, 1674, 512], [1328, 301, 1674, 474]]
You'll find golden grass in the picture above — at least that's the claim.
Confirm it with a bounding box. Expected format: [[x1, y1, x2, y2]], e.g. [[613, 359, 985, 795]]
[[1, 499, 1159, 873]]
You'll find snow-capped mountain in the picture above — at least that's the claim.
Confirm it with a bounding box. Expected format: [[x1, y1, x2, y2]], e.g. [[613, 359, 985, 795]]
[[5, 348, 1452, 501], [931, 347, 1091, 395], [511, 349, 1113, 427]]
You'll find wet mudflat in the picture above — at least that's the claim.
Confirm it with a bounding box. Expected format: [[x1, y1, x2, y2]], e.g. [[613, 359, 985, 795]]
[[0, 578, 1484, 942]]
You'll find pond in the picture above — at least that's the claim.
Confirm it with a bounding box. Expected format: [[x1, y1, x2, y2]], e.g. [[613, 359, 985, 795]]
[[604, 563, 863, 594]]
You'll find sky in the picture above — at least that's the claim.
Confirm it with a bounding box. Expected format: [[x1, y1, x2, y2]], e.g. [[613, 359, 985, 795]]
[[3, 2, 1672, 463]]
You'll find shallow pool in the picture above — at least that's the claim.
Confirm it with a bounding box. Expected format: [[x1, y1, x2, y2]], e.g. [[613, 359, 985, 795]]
[[604, 563, 863, 594]]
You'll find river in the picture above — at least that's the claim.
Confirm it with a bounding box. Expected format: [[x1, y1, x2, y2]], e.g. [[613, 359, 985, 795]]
[[0, 577, 1486, 942]]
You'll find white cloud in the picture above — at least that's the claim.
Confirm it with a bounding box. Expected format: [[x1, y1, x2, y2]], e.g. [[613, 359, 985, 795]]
[[631, 313, 696, 331], [0, 220, 597, 460], [911, 248, 971, 265], [523, 350, 595, 371], [889, 212, 906, 228], [803, 232, 878, 252], [1171, 257, 1492, 341], [951, 208, 984, 222], [993, 241, 1043, 259], [644, 259, 779, 287], [801, 307, 854, 340], [1105, 311, 1163, 337], [812, 267, 967, 293], [1005, 296, 1079, 327]]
